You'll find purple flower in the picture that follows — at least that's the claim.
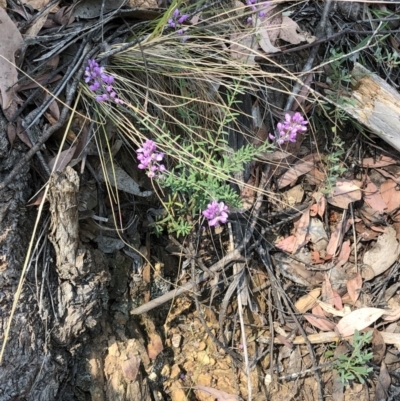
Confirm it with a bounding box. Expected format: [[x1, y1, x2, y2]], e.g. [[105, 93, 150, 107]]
[[84, 59, 123, 105], [168, 8, 189, 32], [202, 201, 229, 227], [136, 139, 166, 179], [247, 0, 270, 19], [269, 112, 308, 145]]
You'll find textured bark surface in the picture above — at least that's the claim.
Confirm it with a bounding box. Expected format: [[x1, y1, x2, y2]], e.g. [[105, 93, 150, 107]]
[[345, 62, 400, 153], [0, 122, 152, 400]]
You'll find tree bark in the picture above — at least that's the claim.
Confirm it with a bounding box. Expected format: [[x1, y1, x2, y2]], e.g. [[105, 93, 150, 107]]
[[0, 116, 152, 400]]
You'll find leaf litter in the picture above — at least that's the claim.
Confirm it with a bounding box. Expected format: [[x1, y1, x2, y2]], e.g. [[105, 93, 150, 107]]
[[3, 1, 400, 401]]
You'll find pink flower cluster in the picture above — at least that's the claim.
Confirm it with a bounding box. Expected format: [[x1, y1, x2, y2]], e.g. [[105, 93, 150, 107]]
[[269, 112, 308, 145], [137, 139, 166, 178], [168, 9, 189, 34], [202, 201, 229, 227], [85, 59, 123, 104]]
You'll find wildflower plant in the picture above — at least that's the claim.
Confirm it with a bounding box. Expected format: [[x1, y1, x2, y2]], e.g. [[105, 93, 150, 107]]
[[79, 2, 313, 238], [325, 330, 373, 385]]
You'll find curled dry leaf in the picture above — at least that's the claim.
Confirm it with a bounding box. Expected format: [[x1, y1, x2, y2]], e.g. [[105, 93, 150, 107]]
[[362, 226, 400, 280], [322, 275, 335, 306], [98, 163, 153, 197], [335, 308, 386, 337], [312, 192, 326, 218], [230, 32, 257, 65], [295, 288, 321, 313], [371, 329, 386, 365], [335, 239, 351, 268], [380, 179, 400, 213], [362, 155, 396, 168], [278, 159, 315, 189], [255, 4, 282, 54], [346, 273, 363, 304], [375, 361, 391, 401], [147, 333, 163, 360], [364, 178, 387, 212], [326, 218, 353, 257], [279, 15, 313, 45], [304, 312, 336, 332], [327, 179, 362, 209], [318, 301, 348, 317], [48, 146, 77, 172], [382, 307, 400, 322]]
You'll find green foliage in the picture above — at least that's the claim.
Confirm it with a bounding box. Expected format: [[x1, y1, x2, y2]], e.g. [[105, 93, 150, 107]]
[[321, 135, 347, 194], [150, 81, 271, 236], [325, 330, 373, 385]]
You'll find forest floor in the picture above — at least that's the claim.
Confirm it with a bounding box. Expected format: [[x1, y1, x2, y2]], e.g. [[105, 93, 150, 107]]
[[1, 1, 400, 401]]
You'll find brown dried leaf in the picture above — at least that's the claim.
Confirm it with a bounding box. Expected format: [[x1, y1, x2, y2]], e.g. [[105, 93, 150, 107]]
[[48, 146, 77, 172], [335, 308, 385, 337], [304, 313, 336, 331], [292, 206, 311, 252], [347, 273, 362, 303], [0, 8, 23, 111], [364, 178, 387, 212], [375, 361, 391, 401], [295, 288, 321, 313], [255, 4, 282, 54], [380, 179, 400, 213], [327, 179, 362, 209], [382, 307, 400, 322], [362, 227, 400, 280], [371, 329, 386, 365], [336, 240, 351, 268], [230, 32, 256, 65], [312, 192, 326, 218], [275, 234, 297, 253], [278, 159, 314, 189], [279, 15, 308, 44], [322, 275, 335, 305], [332, 290, 343, 311], [121, 355, 141, 381], [21, 0, 51, 9], [362, 155, 396, 168], [326, 220, 349, 257], [147, 333, 163, 360]]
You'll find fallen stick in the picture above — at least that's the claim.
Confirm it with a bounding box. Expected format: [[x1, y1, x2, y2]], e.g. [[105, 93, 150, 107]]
[[344, 62, 400, 153], [130, 249, 243, 315]]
